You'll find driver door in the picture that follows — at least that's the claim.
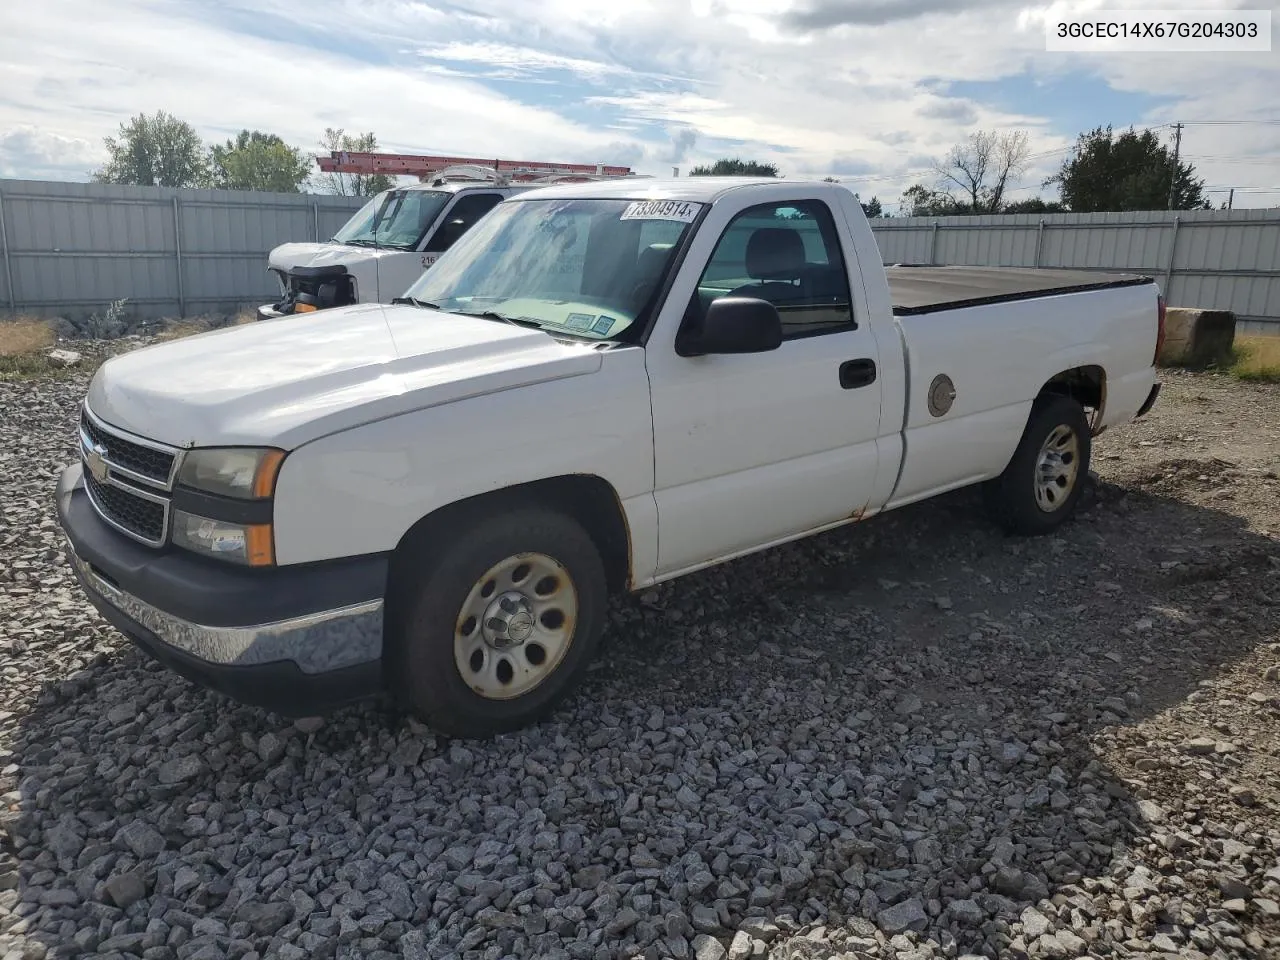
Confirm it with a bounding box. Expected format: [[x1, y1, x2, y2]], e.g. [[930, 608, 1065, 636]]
[[646, 197, 883, 576]]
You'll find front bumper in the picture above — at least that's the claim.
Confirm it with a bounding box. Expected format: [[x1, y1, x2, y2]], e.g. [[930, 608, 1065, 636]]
[[57, 462, 387, 716]]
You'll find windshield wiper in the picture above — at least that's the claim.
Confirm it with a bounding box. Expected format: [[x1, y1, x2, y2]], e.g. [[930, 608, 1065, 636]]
[[391, 296, 442, 309], [458, 310, 546, 330], [341, 238, 377, 247]]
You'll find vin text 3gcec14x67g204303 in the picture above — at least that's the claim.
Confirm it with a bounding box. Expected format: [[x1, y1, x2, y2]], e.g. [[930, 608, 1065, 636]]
[[56, 177, 1164, 738]]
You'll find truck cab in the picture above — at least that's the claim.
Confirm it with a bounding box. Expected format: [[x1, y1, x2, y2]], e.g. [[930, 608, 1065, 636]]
[[257, 181, 530, 320]]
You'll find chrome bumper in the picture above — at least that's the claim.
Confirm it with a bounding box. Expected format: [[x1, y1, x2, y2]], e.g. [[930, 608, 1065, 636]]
[[66, 538, 384, 675]]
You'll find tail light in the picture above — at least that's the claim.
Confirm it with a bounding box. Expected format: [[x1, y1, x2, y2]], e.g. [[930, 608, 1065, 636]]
[[1154, 294, 1167, 365]]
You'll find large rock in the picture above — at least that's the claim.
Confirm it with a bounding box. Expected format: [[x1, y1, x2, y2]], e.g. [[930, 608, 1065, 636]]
[[1158, 307, 1235, 368], [878, 898, 927, 934]]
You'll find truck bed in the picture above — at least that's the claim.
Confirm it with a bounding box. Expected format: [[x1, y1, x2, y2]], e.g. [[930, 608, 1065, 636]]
[[886, 265, 1153, 316]]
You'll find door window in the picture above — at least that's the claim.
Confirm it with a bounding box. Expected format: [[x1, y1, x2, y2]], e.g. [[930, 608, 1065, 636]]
[[424, 193, 504, 252], [691, 200, 855, 338]]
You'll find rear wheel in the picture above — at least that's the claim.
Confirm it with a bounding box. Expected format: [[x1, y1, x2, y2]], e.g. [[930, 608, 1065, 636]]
[[387, 507, 607, 738], [983, 393, 1091, 536]]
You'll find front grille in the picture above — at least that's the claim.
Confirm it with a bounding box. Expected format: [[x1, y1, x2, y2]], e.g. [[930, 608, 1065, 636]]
[[81, 410, 176, 485], [84, 472, 167, 545], [79, 405, 178, 548]]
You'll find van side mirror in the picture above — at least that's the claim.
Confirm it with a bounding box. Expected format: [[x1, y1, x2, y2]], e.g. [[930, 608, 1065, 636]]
[[678, 297, 783, 357]]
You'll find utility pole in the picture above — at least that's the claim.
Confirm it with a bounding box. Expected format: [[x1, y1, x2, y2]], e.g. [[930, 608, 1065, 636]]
[[1227, 187, 1234, 210], [1166, 122, 1184, 210]]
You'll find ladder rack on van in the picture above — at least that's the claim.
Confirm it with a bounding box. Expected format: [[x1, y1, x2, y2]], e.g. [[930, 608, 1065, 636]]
[[315, 151, 639, 184]]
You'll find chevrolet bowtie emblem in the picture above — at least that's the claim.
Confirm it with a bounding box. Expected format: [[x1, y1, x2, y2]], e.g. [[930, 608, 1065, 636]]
[[86, 443, 110, 483]]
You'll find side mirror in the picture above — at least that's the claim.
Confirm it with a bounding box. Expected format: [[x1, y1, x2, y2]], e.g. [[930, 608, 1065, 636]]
[[679, 297, 782, 356]]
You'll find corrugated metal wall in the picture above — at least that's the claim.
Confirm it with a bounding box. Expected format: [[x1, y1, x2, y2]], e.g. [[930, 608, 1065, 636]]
[[0, 179, 366, 320], [2, 179, 1277, 334], [871, 208, 1280, 335]]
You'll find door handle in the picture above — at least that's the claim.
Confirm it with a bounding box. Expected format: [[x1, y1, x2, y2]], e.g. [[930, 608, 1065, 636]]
[[839, 358, 877, 389]]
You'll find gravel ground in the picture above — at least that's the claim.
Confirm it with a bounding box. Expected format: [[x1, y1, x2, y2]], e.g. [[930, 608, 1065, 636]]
[[2, 355, 1279, 960]]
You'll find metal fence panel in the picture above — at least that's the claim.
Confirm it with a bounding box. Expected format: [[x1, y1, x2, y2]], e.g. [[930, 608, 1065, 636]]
[[0, 179, 366, 320], [870, 208, 1280, 333], [2, 178, 1277, 334]]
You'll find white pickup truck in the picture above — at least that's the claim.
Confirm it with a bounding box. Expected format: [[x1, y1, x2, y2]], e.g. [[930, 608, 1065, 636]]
[[57, 178, 1164, 738], [257, 181, 531, 320]]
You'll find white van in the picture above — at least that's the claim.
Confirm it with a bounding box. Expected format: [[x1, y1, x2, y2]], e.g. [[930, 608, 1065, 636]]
[[257, 181, 533, 320]]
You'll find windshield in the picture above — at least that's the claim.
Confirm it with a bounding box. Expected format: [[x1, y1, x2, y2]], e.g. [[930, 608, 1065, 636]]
[[401, 197, 703, 340], [331, 189, 450, 250]]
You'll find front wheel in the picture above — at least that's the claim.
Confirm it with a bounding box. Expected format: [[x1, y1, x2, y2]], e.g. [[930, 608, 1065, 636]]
[[983, 393, 1091, 536], [386, 507, 607, 739]]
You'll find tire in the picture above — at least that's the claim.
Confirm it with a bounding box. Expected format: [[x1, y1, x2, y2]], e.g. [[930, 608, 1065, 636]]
[[982, 393, 1091, 536], [386, 506, 607, 739]]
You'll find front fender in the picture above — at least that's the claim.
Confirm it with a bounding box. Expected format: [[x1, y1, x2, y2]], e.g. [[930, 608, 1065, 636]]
[[270, 349, 657, 575]]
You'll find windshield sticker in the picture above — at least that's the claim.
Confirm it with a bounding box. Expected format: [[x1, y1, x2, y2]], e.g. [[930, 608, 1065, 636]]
[[620, 200, 700, 223], [591, 316, 616, 335], [564, 312, 595, 331]]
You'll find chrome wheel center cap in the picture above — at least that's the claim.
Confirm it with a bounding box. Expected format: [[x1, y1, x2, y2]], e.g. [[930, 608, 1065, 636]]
[[483, 591, 534, 650]]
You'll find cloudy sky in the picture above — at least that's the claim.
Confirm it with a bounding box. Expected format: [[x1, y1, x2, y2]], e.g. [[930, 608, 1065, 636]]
[[0, 0, 1276, 211]]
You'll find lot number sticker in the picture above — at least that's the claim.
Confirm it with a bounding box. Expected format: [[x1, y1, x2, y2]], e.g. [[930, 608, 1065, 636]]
[[620, 200, 701, 222]]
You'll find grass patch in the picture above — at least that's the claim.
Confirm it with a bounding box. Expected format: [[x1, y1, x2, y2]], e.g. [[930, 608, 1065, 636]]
[[1230, 335, 1280, 383], [0, 318, 54, 357], [155, 310, 258, 342], [0, 318, 65, 380], [155, 321, 213, 342]]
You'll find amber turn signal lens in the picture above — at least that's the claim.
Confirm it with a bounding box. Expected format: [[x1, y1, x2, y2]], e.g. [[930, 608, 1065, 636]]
[[253, 450, 286, 499], [294, 303, 317, 313], [245, 524, 275, 566]]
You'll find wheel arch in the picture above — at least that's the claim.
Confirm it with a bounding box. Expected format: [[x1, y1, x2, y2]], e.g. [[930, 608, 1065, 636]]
[[1038, 364, 1107, 434], [386, 473, 633, 606]]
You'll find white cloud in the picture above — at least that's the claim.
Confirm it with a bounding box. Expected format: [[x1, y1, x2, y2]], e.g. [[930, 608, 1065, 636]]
[[0, 126, 102, 181], [0, 0, 1276, 207]]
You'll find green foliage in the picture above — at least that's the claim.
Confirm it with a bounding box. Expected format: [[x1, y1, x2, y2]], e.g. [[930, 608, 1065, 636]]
[[821, 179, 884, 218], [317, 128, 396, 197], [93, 112, 208, 188], [1001, 197, 1066, 214], [901, 187, 1064, 217], [900, 184, 971, 217], [688, 157, 780, 177], [1230, 336, 1280, 383], [1047, 126, 1209, 212], [208, 130, 312, 192]]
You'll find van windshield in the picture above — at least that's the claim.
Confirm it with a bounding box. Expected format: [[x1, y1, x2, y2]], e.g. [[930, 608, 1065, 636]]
[[401, 197, 702, 340], [332, 190, 450, 250]]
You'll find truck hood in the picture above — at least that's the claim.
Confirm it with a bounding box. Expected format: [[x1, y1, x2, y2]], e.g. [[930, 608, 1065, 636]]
[[85, 303, 604, 449], [268, 241, 405, 273]]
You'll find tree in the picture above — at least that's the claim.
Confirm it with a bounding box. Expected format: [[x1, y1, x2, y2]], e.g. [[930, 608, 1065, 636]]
[[933, 129, 1031, 214], [1046, 125, 1209, 212], [208, 130, 312, 193], [900, 184, 970, 217], [316, 128, 396, 196], [688, 157, 779, 177], [93, 111, 207, 188], [822, 178, 884, 218], [1001, 197, 1066, 214]]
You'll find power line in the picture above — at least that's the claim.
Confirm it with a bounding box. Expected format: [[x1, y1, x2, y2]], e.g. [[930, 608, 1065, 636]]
[[1169, 120, 1280, 126], [1204, 185, 1280, 192], [1183, 156, 1280, 164], [827, 146, 1073, 187]]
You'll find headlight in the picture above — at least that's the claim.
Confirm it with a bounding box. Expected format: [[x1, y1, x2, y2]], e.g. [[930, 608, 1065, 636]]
[[178, 448, 284, 500], [172, 511, 274, 566]]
